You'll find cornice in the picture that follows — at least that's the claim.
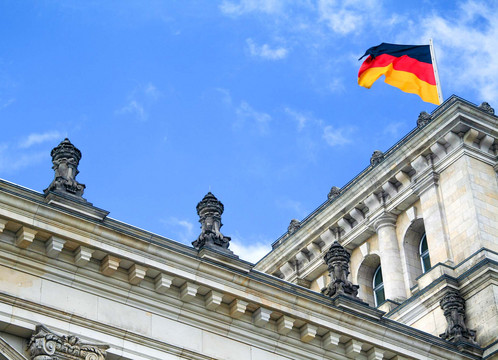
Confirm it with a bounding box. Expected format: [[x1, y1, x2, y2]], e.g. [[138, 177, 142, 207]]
[[255, 98, 498, 282]]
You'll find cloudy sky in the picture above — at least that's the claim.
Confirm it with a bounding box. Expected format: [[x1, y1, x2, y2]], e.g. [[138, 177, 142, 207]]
[[1, 0, 497, 262]]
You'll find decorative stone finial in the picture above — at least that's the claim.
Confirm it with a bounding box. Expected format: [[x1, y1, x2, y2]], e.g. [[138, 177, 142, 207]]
[[417, 111, 432, 127], [44, 138, 86, 198], [321, 241, 360, 299], [28, 324, 109, 360], [370, 150, 384, 166], [287, 219, 301, 235], [439, 290, 477, 345], [192, 192, 233, 255], [478, 102, 495, 115], [328, 186, 341, 200]]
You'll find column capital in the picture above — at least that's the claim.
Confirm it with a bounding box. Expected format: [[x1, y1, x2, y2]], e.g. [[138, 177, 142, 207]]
[[373, 213, 397, 232]]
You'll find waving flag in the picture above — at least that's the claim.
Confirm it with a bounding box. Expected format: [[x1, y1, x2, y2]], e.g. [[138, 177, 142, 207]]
[[358, 43, 441, 105]]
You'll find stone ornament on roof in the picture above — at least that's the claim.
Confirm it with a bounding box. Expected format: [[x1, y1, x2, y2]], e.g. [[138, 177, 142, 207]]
[[28, 324, 109, 360], [478, 101, 495, 115], [287, 219, 301, 235], [44, 138, 86, 198], [327, 186, 341, 200], [192, 192, 234, 255], [417, 111, 432, 127], [439, 289, 478, 345], [370, 150, 384, 166], [321, 241, 360, 300]]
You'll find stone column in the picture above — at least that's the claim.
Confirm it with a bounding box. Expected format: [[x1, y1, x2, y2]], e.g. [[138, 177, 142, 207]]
[[412, 169, 453, 265], [374, 213, 406, 302]]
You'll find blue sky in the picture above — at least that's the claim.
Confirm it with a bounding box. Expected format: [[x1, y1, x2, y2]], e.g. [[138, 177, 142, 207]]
[[1, 0, 497, 262]]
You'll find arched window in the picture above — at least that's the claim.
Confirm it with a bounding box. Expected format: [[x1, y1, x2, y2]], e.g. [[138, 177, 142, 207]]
[[373, 265, 385, 306], [419, 233, 431, 273]]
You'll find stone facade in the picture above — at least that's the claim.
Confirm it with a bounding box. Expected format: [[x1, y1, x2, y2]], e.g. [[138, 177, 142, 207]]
[[0, 96, 496, 360]]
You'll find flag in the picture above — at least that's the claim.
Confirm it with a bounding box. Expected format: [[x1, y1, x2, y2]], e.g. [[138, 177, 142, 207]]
[[358, 43, 440, 105]]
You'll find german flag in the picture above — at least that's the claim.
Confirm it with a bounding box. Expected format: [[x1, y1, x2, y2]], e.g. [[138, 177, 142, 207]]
[[358, 43, 440, 105]]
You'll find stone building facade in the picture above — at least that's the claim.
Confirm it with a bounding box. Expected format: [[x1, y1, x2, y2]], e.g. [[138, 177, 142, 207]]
[[0, 95, 496, 359]]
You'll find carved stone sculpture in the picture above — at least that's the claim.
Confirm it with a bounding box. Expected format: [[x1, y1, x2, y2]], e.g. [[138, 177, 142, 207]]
[[478, 102, 495, 115], [44, 138, 86, 198], [328, 186, 341, 200], [287, 219, 301, 235], [321, 241, 360, 299], [192, 192, 234, 255], [370, 150, 384, 166], [28, 324, 109, 360], [417, 111, 432, 127], [439, 290, 477, 345]]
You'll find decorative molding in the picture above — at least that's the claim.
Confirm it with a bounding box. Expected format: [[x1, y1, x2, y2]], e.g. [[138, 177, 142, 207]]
[[15, 227, 37, 249], [276, 315, 295, 335], [46, 236, 66, 258], [100, 255, 120, 276], [299, 324, 317, 343], [28, 324, 109, 360]]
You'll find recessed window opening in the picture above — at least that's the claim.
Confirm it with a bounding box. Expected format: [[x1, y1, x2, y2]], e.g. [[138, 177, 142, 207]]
[[373, 265, 385, 306], [419, 233, 431, 273]]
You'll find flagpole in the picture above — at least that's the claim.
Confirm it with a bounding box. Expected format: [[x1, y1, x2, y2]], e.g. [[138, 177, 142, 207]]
[[429, 38, 443, 105]]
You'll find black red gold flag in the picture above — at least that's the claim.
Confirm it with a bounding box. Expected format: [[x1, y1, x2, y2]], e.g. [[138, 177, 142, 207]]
[[358, 43, 440, 105]]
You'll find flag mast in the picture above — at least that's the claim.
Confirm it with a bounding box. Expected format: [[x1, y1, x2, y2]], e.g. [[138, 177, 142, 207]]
[[429, 38, 443, 105]]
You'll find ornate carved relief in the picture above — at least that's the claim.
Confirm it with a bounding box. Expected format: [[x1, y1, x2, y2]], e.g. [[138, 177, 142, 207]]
[[44, 138, 86, 198], [370, 150, 384, 166], [478, 101, 495, 115], [192, 192, 234, 255], [321, 241, 360, 300], [28, 324, 109, 360], [439, 290, 478, 345], [417, 111, 432, 127], [287, 219, 301, 235], [328, 186, 341, 200]]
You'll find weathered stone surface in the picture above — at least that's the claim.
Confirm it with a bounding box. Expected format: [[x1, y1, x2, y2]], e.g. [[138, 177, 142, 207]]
[[328, 186, 341, 200], [28, 324, 109, 360], [44, 138, 86, 199], [439, 290, 478, 345], [370, 150, 384, 166], [417, 111, 432, 127], [192, 192, 234, 255], [287, 219, 301, 235], [321, 241, 360, 300], [478, 101, 494, 114]]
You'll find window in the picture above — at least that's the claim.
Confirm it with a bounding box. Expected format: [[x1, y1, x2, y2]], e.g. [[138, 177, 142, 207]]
[[373, 265, 385, 306], [419, 233, 431, 273]]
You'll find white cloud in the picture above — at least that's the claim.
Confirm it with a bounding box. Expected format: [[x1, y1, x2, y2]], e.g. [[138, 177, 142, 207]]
[[235, 101, 272, 134], [275, 198, 306, 217], [161, 217, 196, 244], [318, 0, 380, 35], [19, 131, 65, 149], [284, 107, 309, 131], [0, 143, 46, 174], [246, 38, 288, 60], [0, 98, 15, 109], [322, 125, 354, 146], [220, 0, 284, 16], [117, 100, 147, 121], [116, 82, 161, 121], [417, 1, 498, 103], [229, 237, 271, 263]]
